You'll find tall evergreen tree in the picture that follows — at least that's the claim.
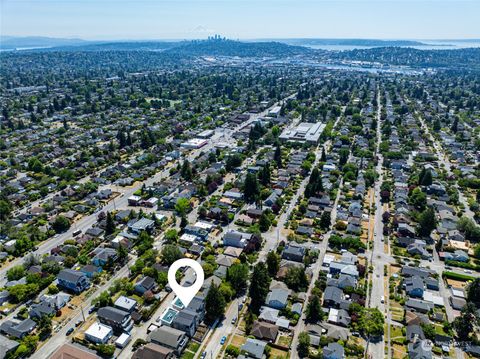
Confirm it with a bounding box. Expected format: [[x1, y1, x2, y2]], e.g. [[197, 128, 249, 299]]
[[249, 263, 271, 313]]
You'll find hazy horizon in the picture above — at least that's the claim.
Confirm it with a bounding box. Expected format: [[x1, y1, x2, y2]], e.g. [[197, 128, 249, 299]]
[[1, 0, 479, 41]]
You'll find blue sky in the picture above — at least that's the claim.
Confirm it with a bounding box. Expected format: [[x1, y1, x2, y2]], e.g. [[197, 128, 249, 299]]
[[1, 0, 479, 40]]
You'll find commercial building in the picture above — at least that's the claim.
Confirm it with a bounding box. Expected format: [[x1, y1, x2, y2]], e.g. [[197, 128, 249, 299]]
[[279, 122, 326, 144]]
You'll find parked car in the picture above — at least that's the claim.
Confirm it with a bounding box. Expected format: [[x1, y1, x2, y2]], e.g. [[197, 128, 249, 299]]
[[220, 336, 226, 345]]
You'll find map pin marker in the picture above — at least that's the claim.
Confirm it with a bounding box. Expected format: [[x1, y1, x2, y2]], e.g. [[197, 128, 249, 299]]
[[168, 258, 204, 307]]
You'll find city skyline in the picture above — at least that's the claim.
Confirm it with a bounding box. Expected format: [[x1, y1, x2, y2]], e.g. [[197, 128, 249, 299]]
[[1, 0, 479, 40]]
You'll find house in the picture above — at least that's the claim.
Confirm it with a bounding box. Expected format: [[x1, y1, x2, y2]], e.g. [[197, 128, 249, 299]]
[[92, 248, 118, 267], [266, 288, 289, 309], [404, 276, 425, 298], [114, 296, 137, 313], [323, 286, 343, 308], [281, 245, 306, 262], [401, 266, 431, 279], [328, 308, 351, 327], [129, 218, 155, 234], [223, 230, 251, 248], [50, 343, 102, 359], [0, 319, 36, 339], [80, 264, 102, 278], [258, 307, 280, 323], [323, 342, 345, 359], [186, 296, 206, 322], [97, 306, 133, 334], [251, 321, 279, 342], [57, 269, 90, 294], [135, 276, 156, 295], [405, 299, 434, 313], [408, 339, 432, 359], [0, 335, 19, 359], [398, 223, 416, 237], [132, 343, 174, 359], [407, 241, 431, 259], [149, 326, 188, 356], [442, 250, 469, 262], [336, 274, 357, 289], [171, 309, 199, 337], [241, 338, 267, 359], [85, 322, 113, 344], [425, 278, 439, 291], [406, 325, 425, 342], [449, 297, 466, 310], [30, 293, 71, 318], [85, 227, 104, 238]]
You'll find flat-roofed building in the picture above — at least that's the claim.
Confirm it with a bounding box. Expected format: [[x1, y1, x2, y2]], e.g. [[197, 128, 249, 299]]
[[279, 122, 326, 144]]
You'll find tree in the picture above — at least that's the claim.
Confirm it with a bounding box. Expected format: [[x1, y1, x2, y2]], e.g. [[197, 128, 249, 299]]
[[96, 344, 115, 357], [161, 245, 183, 265], [0, 199, 12, 221], [453, 303, 478, 341], [243, 172, 260, 203], [117, 244, 128, 263], [180, 215, 188, 229], [297, 332, 310, 358], [266, 252, 280, 277], [467, 278, 480, 307], [93, 291, 113, 308], [105, 211, 116, 235], [259, 163, 271, 186], [164, 229, 179, 243], [175, 197, 191, 216], [52, 216, 70, 233], [227, 263, 249, 293], [306, 295, 323, 323], [249, 263, 271, 313], [7, 265, 25, 281], [205, 283, 226, 323], [420, 323, 436, 340], [180, 160, 193, 181], [358, 308, 384, 338], [418, 207, 436, 236], [419, 168, 433, 186], [457, 217, 480, 241], [284, 266, 308, 292], [36, 315, 52, 338], [319, 211, 331, 230], [409, 188, 427, 211], [274, 144, 283, 168], [258, 213, 271, 232]]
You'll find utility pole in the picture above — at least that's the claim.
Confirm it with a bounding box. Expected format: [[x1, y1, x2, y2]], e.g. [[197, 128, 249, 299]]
[[80, 304, 86, 322]]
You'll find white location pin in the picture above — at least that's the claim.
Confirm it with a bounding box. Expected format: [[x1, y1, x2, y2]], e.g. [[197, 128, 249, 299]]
[[168, 258, 204, 307]]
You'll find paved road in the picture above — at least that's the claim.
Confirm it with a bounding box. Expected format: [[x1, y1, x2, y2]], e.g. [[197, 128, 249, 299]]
[[367, 89, 386, 359], [288, 114, 344, 359]]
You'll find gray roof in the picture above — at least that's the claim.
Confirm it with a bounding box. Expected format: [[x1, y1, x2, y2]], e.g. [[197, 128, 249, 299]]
[[241, 338, 267, 359], [266, 288, 289, 306], [0, 335, 19, 358], [57, 268, 86, 283], [324, 286, 343, 303], [97, 306, 130, 323], [149, 326, 186, 348], [323, 342, 345, 359]]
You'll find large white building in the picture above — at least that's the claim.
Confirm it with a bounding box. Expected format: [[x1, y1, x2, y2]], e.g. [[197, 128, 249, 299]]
[[279, 122, 326, 144], [85, 322, 113, 344]]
